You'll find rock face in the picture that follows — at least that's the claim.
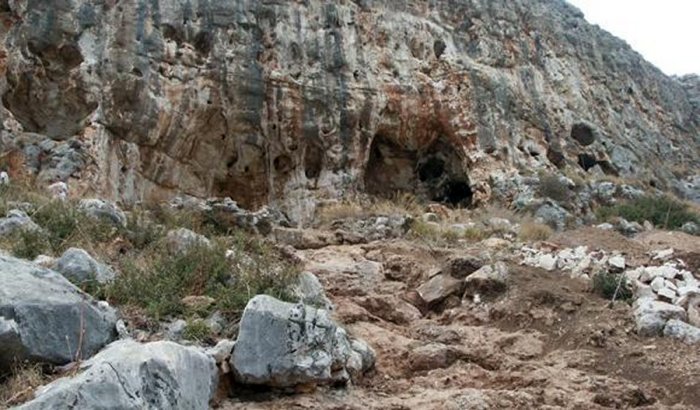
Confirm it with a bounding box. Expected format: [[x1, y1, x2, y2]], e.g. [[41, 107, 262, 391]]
[[0, 1, 698, 223], [0, 255, 117, 371], [18, 340, 218, 410], [231, 295, 374, 387]]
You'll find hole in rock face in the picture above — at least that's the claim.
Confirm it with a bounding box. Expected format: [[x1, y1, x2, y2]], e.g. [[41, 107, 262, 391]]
[[365, 135, 472, 207], [418, 157, 445, 181], [304, 143, 323, 180], [578, 153, 597, 171], [273, 155, 292, 173], [433, 39, 447, 59], [571, 123, 596, 146]]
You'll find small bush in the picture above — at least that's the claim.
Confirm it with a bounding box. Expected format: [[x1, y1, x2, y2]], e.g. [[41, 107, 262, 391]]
[[10, 229, 49, 260], [518, 221, 554, 242], [538, 172, 571, 202], [182, 319, 212, 342], [0, 363, 47, 407], [104, 234, 299, 321], [596, 195, 700, 230], [592, 271, 632, 301]]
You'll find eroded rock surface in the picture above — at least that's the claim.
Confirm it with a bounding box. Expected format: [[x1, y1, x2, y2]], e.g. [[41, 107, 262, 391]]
[[0, 0, 698, 223]]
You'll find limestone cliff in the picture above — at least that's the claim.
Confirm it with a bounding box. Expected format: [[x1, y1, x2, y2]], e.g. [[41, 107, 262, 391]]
[[0, 0, 698, 223]]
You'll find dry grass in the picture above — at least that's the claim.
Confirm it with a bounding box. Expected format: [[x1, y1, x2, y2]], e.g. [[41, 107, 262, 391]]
[[316, 192, 423, 225], [518, 220, 554, 242], [0, 364, 47, 408]]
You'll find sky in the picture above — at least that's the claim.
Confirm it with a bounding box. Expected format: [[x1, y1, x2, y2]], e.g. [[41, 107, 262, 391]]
[[567, 0, 700, 76]]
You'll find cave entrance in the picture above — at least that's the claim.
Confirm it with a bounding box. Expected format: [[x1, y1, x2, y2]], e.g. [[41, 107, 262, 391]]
[[364, 135, 473, 207]]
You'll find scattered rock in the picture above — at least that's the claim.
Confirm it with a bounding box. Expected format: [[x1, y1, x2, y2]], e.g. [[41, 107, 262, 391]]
[[166, 320, 187, 341], [680, 221, 699, 235], [633, 297, 687, 337], [416, 273, 464, 305], [0, 209, 42, 237], [290, 271, 334, 311], [0, 171, 8, 185], [47, 181, 68, 201], [614, 218, 643, 236], [165, 228, 212, 254], [18, 340, 218, 410], [607, 255, 626, 271], [181, 295, 216, 311], [0, 255, 117, 371], [77, 199, 127, 227], [463, 262, 509, 297], [231, 295, 374, 387], [534, 201, 570, 230], [662, 319, 700, 344], [409, 343, 462, 371], [53, 247, 116, 285]]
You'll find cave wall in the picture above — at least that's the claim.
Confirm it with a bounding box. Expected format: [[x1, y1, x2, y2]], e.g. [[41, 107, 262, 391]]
[[0, 0, 698, 223]]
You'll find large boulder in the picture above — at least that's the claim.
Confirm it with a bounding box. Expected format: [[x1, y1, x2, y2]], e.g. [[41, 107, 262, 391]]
[[53, 248, 116, 285], [18, 340, 218, 410], [632, 297, 687, 337], [231, 295, 374, 387], [0, 255, 117, 372], [663, 319, 700, 344]]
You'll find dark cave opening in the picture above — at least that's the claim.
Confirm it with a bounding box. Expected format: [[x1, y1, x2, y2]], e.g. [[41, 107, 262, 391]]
[[571, 122, 596, 146], [365, 134, 473, 207], [578, 153, 597, 171]]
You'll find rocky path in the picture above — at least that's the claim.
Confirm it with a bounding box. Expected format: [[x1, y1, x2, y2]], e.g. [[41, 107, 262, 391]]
[[223, 232, 700, 409]]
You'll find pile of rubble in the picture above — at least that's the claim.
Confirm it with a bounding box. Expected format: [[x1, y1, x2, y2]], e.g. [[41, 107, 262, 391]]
[[519, 244, 626, 279]]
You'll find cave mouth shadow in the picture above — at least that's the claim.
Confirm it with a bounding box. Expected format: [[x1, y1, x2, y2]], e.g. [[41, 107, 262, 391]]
[[364, 134, 473, 208]]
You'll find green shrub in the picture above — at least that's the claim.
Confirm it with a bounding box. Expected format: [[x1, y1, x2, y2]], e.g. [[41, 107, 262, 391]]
[[10, 229, 49, 260], [596, 195, 700, 230], [182, 319, 212, 342], [592, 271, 632, 301], [538, 172, 571, 202], [104, 234, 299, 321]]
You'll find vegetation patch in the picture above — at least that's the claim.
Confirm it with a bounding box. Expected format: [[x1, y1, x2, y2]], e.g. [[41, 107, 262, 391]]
[[103, 233, 300, 322], [518, 221, 554, 242], [596, 195, 700, 230], [538, 172, 571, 202], [592, 271, 633, 301]]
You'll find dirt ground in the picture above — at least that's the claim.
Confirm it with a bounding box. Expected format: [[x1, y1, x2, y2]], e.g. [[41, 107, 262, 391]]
[[221, 229, 700, 409]]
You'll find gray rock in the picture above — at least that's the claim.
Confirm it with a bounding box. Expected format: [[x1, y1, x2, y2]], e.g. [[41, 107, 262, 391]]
[[534, 201, 570, 230], [633, 297, 687, 337], [680, 221, 699, 235], [53, 248, 116, 285], [290, 271, 334, 310], [165, 228, 212, 254], [165, 319, 187, 342], [593, 181, 617, 205], [18, 340, 217, 410], [422, 213, 440, 223], [78, 199, 127, 227], [0, 209, 41, 237], [463, 262, 509, 296], [231, 295, 374, 387], [0, 171, 8, 185], [662, 319, 700, 344], [0, 255, 117, 371], [416, 273, 464, 305], [615, 218, 643, 236]]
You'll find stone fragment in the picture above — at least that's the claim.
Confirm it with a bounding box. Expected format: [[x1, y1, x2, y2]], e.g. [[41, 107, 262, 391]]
[[78, 199, 127, 227], [662, 320, 700, 344], [632, 297, 687, 337], [165, 228, 212, 254], [416, 274, 464, 305], [53, 247, 115, 285], [463, 262, 509, 297]]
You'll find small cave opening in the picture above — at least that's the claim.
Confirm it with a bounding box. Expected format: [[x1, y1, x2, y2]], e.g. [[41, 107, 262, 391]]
[[365, 135, 473, 207], [570, 122, 596, 146], [577, 153, 597, 171], [418, 157, 445, 181]]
